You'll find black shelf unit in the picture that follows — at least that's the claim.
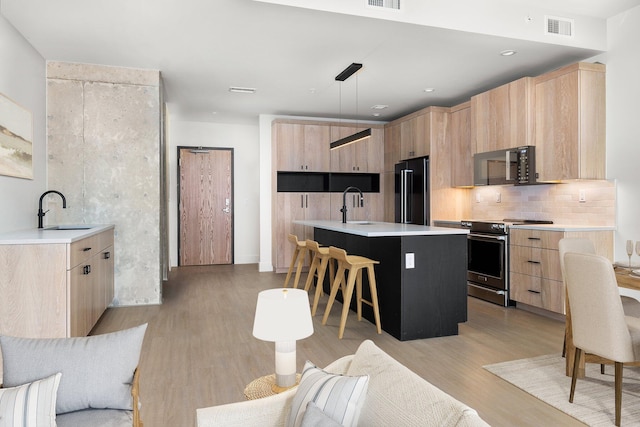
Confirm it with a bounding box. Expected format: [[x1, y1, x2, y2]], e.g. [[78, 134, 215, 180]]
[[277, 171, 380, 193]]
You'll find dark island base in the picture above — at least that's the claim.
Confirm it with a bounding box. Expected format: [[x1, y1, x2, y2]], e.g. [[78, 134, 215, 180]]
[[314, 228, 468, 341]]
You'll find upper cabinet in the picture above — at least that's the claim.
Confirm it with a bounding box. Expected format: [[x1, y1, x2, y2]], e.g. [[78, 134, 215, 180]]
[[534, 62, 606, 181], [330, 125, 384, 173], [273, 121, 331, 172], [384, 123, 401, 172], [471, 77, 535, 153], [450, 102, 473, 187], [400, 113, 430, 160]]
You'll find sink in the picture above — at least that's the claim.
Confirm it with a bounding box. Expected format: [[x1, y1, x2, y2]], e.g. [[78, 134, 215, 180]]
[[45, 225, 93, 230]]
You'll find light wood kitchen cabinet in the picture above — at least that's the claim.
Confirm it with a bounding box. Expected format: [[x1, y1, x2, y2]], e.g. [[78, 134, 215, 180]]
[[450, 101, 473, 187], [534, 62, 606, 181], [384, 124, 401, 172], [273, 192, 331, 273], [0, 228, 115, 339], [471, 77, 535, 153], [330, 125, 384, 172], [273, 121, 331, 172], [509, 228, 613, 314], [400, 113, 430, 160]]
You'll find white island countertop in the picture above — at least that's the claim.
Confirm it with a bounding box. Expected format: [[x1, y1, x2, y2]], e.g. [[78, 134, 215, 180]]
[[295, 220, 469, 237], [0, 224, 114, 245]]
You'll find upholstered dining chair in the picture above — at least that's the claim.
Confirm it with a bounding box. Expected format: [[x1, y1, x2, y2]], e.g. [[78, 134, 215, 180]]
[[559, 238, 640, 359], [563, 252, 640, 426]]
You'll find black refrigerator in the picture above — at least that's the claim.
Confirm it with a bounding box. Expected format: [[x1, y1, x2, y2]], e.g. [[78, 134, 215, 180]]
[[394, 156, 430, 225]]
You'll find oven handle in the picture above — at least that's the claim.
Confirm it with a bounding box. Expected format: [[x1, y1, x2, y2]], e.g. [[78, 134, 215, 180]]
[[468, 283, 506, 295], [467, 234, 507, 242]]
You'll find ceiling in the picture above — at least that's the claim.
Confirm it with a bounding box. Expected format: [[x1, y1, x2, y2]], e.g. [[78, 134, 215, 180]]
[[2, 0, 638, 125]]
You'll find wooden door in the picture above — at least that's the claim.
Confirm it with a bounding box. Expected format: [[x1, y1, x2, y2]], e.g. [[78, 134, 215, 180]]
[[179, 147, 233, 266]]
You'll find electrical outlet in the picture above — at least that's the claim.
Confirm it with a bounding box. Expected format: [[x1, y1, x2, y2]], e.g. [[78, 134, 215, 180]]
[[405, 253, 415, 269], [495, 192, 501, 203], [579, 189, 586, 203], [475, 192, 481, 203]]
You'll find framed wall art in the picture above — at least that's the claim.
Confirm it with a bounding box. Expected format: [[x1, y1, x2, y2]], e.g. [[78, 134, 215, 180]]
[[0, 92, 33, 179]]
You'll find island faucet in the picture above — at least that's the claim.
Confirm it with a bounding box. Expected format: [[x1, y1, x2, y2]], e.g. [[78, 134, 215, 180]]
[[341, 186, 364, 224], [38, 190, 67, 228]]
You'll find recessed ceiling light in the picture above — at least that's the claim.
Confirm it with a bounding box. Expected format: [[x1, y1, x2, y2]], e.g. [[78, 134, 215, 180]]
[[228, 87, 256, 94], [370, 105, 388, 110], [424, 88, 435, 93], [500, 50, 517, 56], [372, 113, 381, 117]]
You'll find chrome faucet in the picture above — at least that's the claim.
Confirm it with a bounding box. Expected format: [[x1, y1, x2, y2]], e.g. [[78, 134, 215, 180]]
[[38, 190, 67, 228], [341, 186, 364, 224]]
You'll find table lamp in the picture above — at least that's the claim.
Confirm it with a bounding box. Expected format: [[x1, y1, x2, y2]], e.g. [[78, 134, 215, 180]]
[[253, 288, 313, 392]]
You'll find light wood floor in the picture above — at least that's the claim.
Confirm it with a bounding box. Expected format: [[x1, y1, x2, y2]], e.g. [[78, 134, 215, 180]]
[[92, 264, 585, 427]]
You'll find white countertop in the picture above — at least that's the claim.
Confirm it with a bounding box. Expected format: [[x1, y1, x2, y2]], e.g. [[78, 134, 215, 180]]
[[0, 224, 115, 244], [509, 223, 616, 232], [295, 220, 469, 237]]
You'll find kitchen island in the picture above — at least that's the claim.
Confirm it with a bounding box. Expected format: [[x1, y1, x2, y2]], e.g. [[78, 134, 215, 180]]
[[296, 220, 469, 341]]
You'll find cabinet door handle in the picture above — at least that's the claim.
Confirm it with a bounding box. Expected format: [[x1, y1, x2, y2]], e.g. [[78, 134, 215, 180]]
[[83, 247, 92, 252], [527, 289, 540, 294], [104, 252, 111, 260], [301, 194, 304, 208], [83, 265, 92, 275], [527, 237, 541, 241], [527, 260, 541, 264]]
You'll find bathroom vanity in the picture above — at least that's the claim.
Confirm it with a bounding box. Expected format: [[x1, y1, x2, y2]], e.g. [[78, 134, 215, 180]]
[[0, 225, 115, 339]]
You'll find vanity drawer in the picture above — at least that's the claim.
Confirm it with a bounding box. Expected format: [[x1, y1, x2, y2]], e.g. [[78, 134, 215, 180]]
[[69, 234, 101, 268]]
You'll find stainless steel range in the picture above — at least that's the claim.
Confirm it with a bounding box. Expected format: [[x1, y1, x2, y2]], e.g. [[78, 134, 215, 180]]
[[461, 219, 552, 306]]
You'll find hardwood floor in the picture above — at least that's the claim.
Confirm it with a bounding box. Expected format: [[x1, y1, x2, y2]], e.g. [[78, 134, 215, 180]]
[[92, 264, 585, 427]]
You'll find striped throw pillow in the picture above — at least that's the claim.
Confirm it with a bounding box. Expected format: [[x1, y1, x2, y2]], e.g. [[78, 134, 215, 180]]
[[287, 361, 369, 427], [0, 373, 61, 427]]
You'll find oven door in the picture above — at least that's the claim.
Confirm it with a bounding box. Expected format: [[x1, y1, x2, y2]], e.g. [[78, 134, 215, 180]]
[[467, 233, 506, 290]]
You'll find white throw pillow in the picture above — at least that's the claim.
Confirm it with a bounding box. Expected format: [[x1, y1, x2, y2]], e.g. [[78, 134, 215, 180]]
[[0, 373, 62, 427], [287, 361, 369, 427], [0, 323, 147, 415]]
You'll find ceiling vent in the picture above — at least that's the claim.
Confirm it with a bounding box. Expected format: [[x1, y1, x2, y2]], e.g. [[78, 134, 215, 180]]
[[545, 16, 574, 37], [367, 0, 401, 10]]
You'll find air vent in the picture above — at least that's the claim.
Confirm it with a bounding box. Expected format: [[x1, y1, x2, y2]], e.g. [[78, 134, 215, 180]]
[[545, 16, 574, 37], [367, 0, 401, 10]]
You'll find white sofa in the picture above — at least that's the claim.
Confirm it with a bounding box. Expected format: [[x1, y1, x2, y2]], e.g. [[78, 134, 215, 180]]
[[197, 340, 490, 427]]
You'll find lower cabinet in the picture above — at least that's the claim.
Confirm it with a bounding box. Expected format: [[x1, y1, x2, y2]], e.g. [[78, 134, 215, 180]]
[[0, 228, 115, 339], [509, 228, 613, 314]]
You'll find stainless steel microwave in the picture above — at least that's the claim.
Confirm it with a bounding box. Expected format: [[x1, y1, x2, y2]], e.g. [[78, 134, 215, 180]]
[[473, 146, 537, 186]]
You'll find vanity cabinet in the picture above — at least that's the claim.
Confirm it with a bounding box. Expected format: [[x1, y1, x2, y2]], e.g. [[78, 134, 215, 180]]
[[534, 62, 606, 181], [509, 228, 613, 314], [273, 121, 331, 172], [471, 77, 535, 153], [0, 228, 115, 339]]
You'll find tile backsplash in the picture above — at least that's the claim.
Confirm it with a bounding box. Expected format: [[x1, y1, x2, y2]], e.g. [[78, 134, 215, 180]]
[[470, 180, 616, 226]]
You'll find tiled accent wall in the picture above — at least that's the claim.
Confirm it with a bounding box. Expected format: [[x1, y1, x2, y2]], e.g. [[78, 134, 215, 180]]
[[47, 62, 163, 305], [471, 180, 616, 226]]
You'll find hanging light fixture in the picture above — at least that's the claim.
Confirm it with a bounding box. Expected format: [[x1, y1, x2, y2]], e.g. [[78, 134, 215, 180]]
[[330, 63, 372, 150]]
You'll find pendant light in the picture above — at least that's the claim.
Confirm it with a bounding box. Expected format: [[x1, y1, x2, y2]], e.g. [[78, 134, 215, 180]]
[[330, 63, 372, 150]]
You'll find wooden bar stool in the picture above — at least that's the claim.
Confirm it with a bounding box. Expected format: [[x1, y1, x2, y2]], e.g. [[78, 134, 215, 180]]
[[322, 246, 382, 339], [303, 239, 335, 316], [283, 234, 308, 289]]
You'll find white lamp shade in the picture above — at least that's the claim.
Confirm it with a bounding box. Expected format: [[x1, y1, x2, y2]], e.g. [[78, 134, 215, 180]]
[[253, 288, 313, 342]]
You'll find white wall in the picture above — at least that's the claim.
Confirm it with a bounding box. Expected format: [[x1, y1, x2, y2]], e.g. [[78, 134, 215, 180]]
[[168, 120, 260, 267], [604, 6, 640, 265], [0, 15, 46, 232]]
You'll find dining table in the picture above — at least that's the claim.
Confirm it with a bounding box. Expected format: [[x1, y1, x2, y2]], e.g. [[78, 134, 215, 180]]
[[564, 266, 640, 377]]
